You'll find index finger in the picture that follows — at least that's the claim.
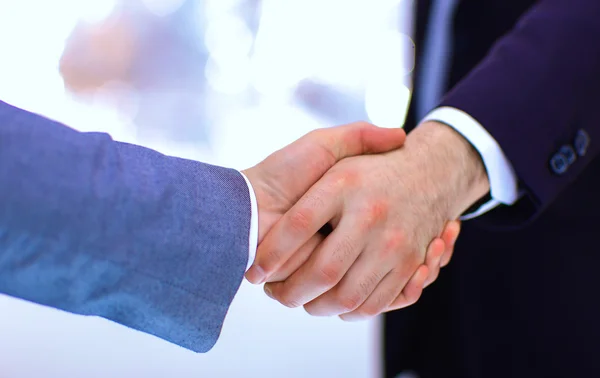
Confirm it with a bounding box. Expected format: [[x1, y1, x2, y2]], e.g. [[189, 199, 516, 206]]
[[246, 175, 342, 284]]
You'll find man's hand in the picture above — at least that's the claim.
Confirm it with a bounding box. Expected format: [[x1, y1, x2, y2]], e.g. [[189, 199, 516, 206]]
[[249, 121, 488, 320], [264, 218, 462, 313], [242, 122, 406, 245]]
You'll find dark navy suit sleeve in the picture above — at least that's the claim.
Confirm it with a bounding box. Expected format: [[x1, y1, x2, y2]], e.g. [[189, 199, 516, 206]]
[[0, 100, 251, 352], [440, 0, 600, 224]]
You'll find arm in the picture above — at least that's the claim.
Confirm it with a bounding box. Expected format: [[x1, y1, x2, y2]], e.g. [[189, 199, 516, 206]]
[[437, 0, 600, 224], [0, 100, 252, 352], [0, 101, 410, 351]]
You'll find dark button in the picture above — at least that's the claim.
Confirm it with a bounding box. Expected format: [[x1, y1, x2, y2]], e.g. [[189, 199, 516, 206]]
[[574, 129, 590, 156], [559, 145, 577, 164], [550, 152, 569, 175]]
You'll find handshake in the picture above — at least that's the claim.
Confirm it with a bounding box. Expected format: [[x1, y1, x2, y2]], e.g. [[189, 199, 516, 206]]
[[242, 121, 490, 320]]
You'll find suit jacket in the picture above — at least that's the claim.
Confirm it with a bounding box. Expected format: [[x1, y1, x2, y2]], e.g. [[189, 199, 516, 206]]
[[385, 1, 600, 377], [0, 100, 251, 353]]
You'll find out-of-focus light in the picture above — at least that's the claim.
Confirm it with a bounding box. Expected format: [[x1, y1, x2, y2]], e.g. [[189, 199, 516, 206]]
[[205, 57, 251, 94], [249, 53, 308, 98], [249, 0, 409, 96], [141, 0, 186, 17], [0, 0, 86, 108], [204, 15, 254, 63], [367, 30, 416, 76], [93, 81, 140, 122], [249, 0, 316, 97], [365, 83, 411, 128], [364, 30, 414, 128], [376, 0, 405, 12], [212, 102, 325, 169], [79, 0, 118, 24], [203, 0, 243, 19], [61, 98, 138, 143]]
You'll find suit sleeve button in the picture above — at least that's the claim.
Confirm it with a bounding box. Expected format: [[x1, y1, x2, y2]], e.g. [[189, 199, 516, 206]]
[[549, 152, 569, 175], [574, 129, 590, 157]]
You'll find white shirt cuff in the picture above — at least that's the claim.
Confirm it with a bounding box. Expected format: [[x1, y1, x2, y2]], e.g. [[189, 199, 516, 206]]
[[421, 106, 521, 219], [239, 171, 258, 271]]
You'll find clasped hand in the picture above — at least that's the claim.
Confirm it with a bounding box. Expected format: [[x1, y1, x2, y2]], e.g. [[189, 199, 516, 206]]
[[242, 122, 473, 320]]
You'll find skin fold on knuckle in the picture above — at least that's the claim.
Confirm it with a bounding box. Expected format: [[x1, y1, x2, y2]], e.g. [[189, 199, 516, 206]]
[[287, 207, 314, 234], [367, 290, 395, 317], [303, 302, 320, 316], [259, 245, 286, 274], [316, 261, 344, 287], [355, 122, 377, 154], [308, 129, 338, 166], [358, 305, 382, 318], [335, 273, 383, 315], [336, 290, 363, 312], [301, 152, 335, 184], [277, 288, 302, 308]]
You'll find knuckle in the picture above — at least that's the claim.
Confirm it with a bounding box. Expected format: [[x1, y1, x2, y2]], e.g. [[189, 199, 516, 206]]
[[358, 305, 381, 318], [366, 199, 390, 222], [363, 294, 389, 317], [377, 232, 407, 261], [260, 248, 282, 272], [383, 231, 407, 251], [402, 247, 422, 268], [317, 263, 343, 286], [335, 289, 364, 312], [308, 129, 338, 163], [278, 291, 302, 308], [303, 302, 319, 316], [358, 202, 389, 231], [305, 152, 333, 176], [354, 121, 375, 130], [288, 208, 314, 233], [330, 168, 361, 190], [336, 291, 363, 312]]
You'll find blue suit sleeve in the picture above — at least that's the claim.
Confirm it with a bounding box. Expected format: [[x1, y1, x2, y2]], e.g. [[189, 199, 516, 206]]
[[0, 100, 252, 352]]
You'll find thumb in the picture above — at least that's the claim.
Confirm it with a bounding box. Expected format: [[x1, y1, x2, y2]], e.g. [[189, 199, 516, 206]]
[[248, 122, 406, 198], [256, 122, 406, 187], [307, 122, 406, 162]]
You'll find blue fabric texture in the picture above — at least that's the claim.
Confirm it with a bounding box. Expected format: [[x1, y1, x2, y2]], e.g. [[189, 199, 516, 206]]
[[0, 100, 251, 352]]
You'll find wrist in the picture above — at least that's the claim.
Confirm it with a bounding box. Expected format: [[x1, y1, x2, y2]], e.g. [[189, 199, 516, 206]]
[[409, 121, 490, 218], [241, 166, 274, 243], [241, 167, 264, 239]]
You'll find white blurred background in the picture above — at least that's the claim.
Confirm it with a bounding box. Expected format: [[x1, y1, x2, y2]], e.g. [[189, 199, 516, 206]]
[[0, 0, 415, 376]]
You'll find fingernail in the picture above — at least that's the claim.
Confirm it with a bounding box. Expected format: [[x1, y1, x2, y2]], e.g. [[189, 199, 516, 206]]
[[245, 265, 266, 285], [264, 285, 274, 299]]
